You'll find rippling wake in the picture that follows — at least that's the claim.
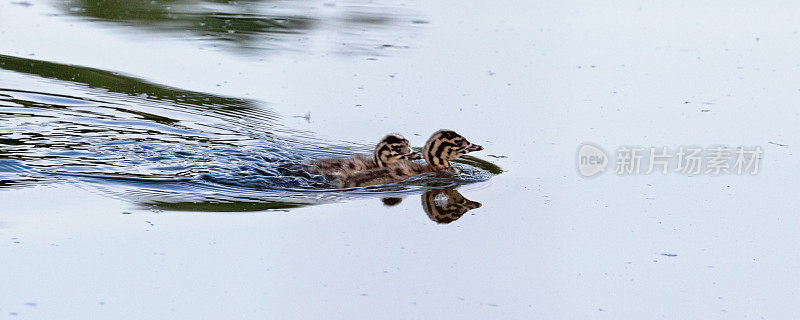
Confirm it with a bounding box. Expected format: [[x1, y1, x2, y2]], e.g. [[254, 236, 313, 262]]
[[0, 55, 499, 210]]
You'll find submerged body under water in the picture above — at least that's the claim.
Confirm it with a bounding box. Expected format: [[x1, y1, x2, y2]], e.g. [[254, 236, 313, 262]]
[[0, 54, 499, 217]]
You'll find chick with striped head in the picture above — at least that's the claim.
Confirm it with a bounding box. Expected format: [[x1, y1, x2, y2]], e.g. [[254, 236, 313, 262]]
[[423, 129, 484, 169], [334, 129, 483, 188], [306, 133, 420, 176]]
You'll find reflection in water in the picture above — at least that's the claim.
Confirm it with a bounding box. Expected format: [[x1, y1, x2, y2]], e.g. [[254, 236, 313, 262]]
[[421, 188, 481, 224], [381, 197, 403, 206], [380, 188, 482, 224], [0, 55, 498, 211], [59, 0, 426, 55]]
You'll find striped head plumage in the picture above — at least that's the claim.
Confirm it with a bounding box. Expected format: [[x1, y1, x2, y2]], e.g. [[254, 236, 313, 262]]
[[373, 133, 422, 167], [422, 189, 482, 224], [423, 130, 483, 169]]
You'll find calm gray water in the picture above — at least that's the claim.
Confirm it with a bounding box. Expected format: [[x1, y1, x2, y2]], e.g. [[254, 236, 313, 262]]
[[2, 0, 799, 319]]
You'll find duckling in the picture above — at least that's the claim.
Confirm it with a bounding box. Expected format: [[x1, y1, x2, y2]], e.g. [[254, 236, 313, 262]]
[[334, 129, 483, 188], [305, 133, 421, 176], [422, 188, 482, 224]]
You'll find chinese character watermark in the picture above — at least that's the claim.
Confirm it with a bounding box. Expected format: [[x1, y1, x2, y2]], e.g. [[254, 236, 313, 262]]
[[577, 143, 762, 177]]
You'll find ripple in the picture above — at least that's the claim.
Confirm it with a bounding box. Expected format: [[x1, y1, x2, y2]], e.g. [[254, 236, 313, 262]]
[[0, 55, 499, 210]]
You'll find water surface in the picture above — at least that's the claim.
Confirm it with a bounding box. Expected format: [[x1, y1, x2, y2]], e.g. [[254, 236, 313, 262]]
[[0, 54, 498, 212], [2, 0, 799, 319]]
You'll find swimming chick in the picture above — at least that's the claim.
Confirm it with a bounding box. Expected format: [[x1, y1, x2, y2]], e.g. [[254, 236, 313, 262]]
[[305, 133, 421, 176], [333, 129, 483, 188]]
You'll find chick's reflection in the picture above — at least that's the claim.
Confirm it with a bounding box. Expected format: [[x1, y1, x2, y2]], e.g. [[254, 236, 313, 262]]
[[381, 197, 404, 206], [422, 189, 481, 224]]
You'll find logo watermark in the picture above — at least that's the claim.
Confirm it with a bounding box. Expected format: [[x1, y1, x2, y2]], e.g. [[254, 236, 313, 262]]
[[577, 144, 762, 177], [577, 143, 608, 177]]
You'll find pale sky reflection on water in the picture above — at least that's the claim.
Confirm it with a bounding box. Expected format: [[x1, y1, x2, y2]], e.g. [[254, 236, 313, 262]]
[[1, 0, 799, 318]]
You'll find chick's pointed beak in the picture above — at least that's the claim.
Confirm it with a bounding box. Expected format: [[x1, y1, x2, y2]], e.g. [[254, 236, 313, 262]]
[[405, 152, 423, 160], [467, 144, 483, 152], [466, 199, 482, 210]]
